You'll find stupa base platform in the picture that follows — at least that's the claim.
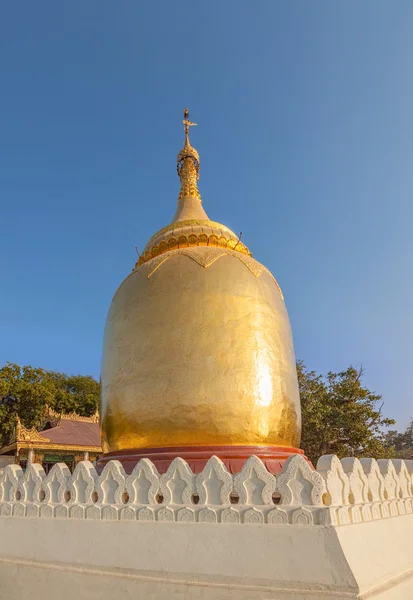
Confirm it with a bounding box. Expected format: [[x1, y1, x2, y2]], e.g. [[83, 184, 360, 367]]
[[0, 512, 412, 600], [1, 455, 413, 599], [96, 444, 310, 474]]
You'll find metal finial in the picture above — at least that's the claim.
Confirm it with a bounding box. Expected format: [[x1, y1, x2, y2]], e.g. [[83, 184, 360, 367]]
[[183, 108, 197, 144], [177, 109, 201, 201]]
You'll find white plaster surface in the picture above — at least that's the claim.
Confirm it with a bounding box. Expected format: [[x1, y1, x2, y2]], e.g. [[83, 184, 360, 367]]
[[0, 518, 355, 599], [0, 515, 412, 599], [0, 454, 412, 599]]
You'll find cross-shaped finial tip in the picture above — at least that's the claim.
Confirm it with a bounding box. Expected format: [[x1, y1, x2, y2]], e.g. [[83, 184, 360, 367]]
[[182, 109, 198, 141]]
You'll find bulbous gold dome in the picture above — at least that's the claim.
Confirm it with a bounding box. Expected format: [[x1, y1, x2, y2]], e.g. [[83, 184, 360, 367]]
[[100, 112, 301, 454]]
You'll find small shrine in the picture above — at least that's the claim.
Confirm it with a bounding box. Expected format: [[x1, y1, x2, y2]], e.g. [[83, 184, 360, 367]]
[[0, 410, 101, 472]]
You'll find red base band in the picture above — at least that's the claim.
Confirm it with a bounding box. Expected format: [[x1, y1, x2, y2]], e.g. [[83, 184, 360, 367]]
[[96, 445, 311, 474]]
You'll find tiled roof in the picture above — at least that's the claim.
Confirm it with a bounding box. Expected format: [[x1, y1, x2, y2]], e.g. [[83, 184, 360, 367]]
[[38, 418, 101, 448]]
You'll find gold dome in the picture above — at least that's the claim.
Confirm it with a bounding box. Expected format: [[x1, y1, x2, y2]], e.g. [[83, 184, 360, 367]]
[[100, 110, 301, 455]]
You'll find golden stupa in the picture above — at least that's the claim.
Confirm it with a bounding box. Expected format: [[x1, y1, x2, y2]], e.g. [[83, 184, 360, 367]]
[[99, 110, 302, 473]]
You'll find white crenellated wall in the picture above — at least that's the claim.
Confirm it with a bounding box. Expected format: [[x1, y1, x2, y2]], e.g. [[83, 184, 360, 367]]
[[0, 453, 412, 525], [0, 454, 412, 599]]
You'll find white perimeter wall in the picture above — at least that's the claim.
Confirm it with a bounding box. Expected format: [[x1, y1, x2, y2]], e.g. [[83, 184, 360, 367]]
[[0, 514, 412, 599], [0, 454, 412, 599]]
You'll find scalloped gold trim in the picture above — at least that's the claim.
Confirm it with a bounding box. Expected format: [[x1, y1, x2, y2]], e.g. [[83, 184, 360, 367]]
[[137, 248, 284, 298], [137, 230, 251, 267], [145, 219, 242, 247], [180, 247, 227, 268]]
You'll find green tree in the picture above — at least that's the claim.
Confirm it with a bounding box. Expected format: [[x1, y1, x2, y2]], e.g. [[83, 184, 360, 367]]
[[383, 421, 413, 460], [298, 361, 395, 464], [0, 363, 100, 446], [50, 372, 100, 416]]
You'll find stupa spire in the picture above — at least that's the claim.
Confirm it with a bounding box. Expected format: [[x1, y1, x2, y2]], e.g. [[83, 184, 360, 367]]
[[176, 108, 201, 201]]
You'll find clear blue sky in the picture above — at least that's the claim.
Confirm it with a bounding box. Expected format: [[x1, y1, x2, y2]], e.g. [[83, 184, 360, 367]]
[[1, 2, 412, 430]]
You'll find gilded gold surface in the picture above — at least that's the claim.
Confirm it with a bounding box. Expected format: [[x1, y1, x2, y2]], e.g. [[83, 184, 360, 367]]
[[136, 224, 251, 267], [14, 418, 50, 443], [140, 247, 283, 299], [0, 439, 102, 456], [177, 108, 201, 201], [100, 109, 301, 454], [17, 443, 102, 453], [101, 248, 301, 453], [135, 109, 251, 267], [145, 220, 237, 247]]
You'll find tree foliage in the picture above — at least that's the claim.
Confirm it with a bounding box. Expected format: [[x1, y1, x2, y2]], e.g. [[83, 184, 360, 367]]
[[298, 361, 395, 464], [383, 421, 413, 460], [0, 361, 411, 465], [0, 363, 99, 446]]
